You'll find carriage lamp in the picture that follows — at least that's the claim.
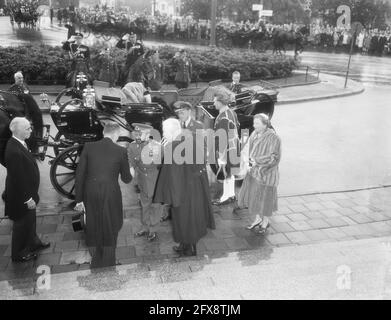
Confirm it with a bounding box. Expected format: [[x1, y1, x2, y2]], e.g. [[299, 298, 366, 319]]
[[83, 85, 96, 109]]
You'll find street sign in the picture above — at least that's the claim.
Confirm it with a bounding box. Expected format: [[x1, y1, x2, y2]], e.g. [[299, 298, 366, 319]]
[[252, 4, 263, 11], [260, 10, 273, 17]]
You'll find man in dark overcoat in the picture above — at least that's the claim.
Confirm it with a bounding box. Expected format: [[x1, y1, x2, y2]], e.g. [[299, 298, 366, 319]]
[[75, 121, 132, 269], [4, 117, 49, 262]]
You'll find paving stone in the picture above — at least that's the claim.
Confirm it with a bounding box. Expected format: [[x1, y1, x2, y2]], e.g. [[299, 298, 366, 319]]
[[322, 228, 349, 239], [339, 216, 358, 225], [42, 215, 63, 224], [272, 222, 295, 233], [56, 224, 74, 233], [288, 221, 312, 231], [41, 232, 65, 243], [306, 219, 331, 229], [203, 238, 229, 251], [218, 210, 242, 221], [335, 199, 358, 208], [264, 233, 291, 246], [316, 193, 337, 201], [286, 197, 305, 204], [0, 226, 12, 235], [349, 214, 373, 224], [211, 227, 237, 239], [319, 209, 341, 218], [244, 235, 271, 248], [36, 224, 58, 234], [60, 250, 91, 265], [351, 206, 371, 214], [62, 232, 85, 241], [54, 240, 80, 252], [51, 263, 79, 274], [0, 244, 8, 256], [284, 231, 311, 244], [232, 226, 253, 238], [0, 235, 11, 245], [319, 201, 341, 209], [302, 211, 325, 219], [224, 237, 250, 251], [332, 193, 350, 200], [337, 207, 362, 216], [117, 236, 128, 247], [269, 215, 290, 224], [324, 217, 349, 227], [275, 206, 293, 215], [303, 202, 326, 211], [287, 213, 308, 222], [288, 204, 308, 213], [300, 194, 321, 203], [115, 246, 136, 260], [365, 211, 389, 222], [339, 225, 370, 237], [34, 253, 61, 266], [135, 244, 161, 256], [277, 198, 290, 206], [367, 222, 391, 233], [302, 229, 330, 241]]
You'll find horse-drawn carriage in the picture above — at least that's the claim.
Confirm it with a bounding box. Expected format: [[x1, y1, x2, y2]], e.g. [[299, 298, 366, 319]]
[[0, 79, 277, 200]]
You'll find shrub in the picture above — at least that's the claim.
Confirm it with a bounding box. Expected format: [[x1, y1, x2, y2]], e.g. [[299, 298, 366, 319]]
[[0, 44, 298, 84]]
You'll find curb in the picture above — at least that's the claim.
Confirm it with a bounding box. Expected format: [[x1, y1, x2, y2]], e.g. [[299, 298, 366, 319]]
[[277, 86, 365, 105]]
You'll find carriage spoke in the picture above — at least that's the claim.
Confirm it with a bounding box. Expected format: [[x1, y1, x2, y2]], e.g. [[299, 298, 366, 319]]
[[69, 184, 76, 194], [55, 172, 74, 177], [59, 175, 75, 187]]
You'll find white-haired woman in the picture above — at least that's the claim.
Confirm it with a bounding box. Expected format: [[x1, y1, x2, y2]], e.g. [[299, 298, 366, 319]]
[[237, 113, 281, 234], [153, 118, 215, 256]]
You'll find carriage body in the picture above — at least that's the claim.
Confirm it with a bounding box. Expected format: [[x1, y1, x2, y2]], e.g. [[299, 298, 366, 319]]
[[45, 82, 277, 200]]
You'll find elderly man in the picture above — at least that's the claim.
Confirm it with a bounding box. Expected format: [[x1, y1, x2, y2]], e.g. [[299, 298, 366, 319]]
[[173, 101, 202, 131], [9, 72, 30, 95], [4, 117, 49, 263], [154, 118, 215, 257]]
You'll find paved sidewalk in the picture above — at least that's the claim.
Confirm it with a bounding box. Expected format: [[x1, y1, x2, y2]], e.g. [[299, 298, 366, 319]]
[[1, 235, 390, 299], [0, 186, 390, 283]]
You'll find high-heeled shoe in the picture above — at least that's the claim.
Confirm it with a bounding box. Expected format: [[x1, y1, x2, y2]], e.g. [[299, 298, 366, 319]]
[[245, 219, 263, 230], [258, 222, 270, 235]]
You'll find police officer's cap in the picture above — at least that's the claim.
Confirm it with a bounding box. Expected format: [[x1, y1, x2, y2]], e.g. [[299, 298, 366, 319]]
[[132, 123, 153, 132], [173, 101, 192, 113], [74, 32, 83, 38]]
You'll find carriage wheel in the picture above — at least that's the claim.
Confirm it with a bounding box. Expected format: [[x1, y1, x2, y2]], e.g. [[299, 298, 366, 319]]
[[50, 144, 83, 200], [52, 132, 74, 156]]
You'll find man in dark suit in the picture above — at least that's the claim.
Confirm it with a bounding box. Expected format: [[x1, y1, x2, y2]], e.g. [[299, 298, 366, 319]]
[[227, 71, 245, 94], [75, 121, 132, 269], [4, 117, 49, 263], [173, 49, 192, 89]]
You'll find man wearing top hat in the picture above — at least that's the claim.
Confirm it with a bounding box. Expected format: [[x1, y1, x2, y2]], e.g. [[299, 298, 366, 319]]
[[128, 123, 163, 242]]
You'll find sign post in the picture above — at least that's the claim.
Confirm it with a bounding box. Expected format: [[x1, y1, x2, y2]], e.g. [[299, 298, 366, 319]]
[[344, 21, 363, 88]]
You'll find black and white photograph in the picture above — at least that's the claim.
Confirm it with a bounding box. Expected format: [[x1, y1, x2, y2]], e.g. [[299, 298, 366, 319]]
[[0, 0, 391, 303]]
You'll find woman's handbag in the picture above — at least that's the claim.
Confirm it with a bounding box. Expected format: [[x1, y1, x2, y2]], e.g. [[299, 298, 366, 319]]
[[72, 210, 86, 232]]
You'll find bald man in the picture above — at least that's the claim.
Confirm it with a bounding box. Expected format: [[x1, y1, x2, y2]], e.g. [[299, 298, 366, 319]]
[[4, 117, 49, 263]]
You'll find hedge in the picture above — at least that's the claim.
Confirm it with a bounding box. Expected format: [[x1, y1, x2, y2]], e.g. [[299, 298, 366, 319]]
[[0, 44, 298, 84]]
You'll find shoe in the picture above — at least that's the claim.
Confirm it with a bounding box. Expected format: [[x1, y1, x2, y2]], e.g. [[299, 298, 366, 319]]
[[160, 215, 171, 222], [173, 243, 185, 253], [212, 196, 235, 206], [245, 219, 263, 230], [135, 230, 149, 237], [258, 222, 270, 235], [147, 232, 157, 242], [33, 242, 50, 252], [12, 252, 37, 263], [179, 244, 197, 257]]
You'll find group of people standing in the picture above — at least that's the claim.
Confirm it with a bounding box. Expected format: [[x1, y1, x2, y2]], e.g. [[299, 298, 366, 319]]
[[72, 85, 281, 268]]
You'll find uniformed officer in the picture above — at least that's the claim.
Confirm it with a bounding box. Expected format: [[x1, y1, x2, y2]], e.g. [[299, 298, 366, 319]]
[[97, 47, 119, 87], [149, 50, 165, 91], [62, 33, 91, 71], [128, 123, 163, 242], [117, 32, 145, 85], [173, 101, 203, 132], [227, 71, 245, 94], [173, 49, 192, 89]]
